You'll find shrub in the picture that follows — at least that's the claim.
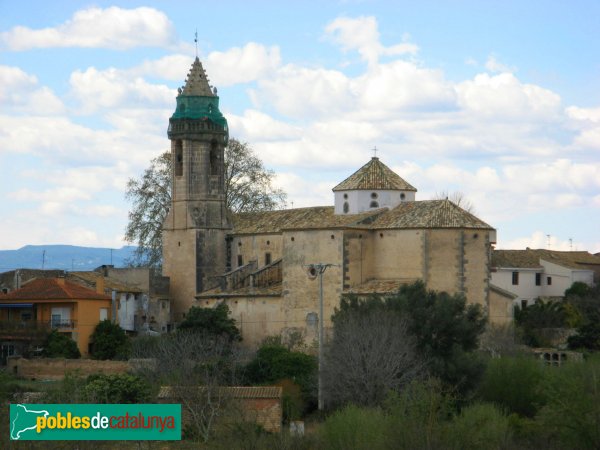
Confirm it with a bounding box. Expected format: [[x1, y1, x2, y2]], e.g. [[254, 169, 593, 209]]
[[178, 303, 241, 341], [447, 402, 512, 450], [319, 404, 389, 450], [90, 319, 129, 360], [84, 373, 152, 403], [477, 356, 546, 417], [42, 329, 81, 359]]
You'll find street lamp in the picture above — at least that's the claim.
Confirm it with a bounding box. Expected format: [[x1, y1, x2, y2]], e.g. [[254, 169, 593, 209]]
[[305, 262, 339, 411]]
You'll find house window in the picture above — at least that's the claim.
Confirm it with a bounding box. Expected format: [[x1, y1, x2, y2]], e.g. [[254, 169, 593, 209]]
[[238, 255, 243, 267], [400, 193, 406, 200], [521, 299, 528, 309], [535, 273, 542, 286], [99, 308, 108, 321], [512, 272, 519, 285], [265, 253, 272, 266], [21, 312, 32, 321], [547, 276, 552, 286]]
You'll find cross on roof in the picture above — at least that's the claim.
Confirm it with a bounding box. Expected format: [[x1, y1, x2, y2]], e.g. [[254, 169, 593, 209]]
[[372, 146, 378, 158]]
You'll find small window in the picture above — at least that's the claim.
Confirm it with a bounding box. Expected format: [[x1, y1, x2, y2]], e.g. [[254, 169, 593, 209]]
[[512, 271, 519, 285], [1, 288, 8, 294], [343, 202, 349, 213], [265, 253, 272, 266], [371, 192, 378, 199], [521, 299, 528, 309], [370, 201, 379, 208], [547, 276, 552, 286], [535, 273, 541, 286], [343, 193, 348, 199], [400, 192, 406, 200], [175, 141, 183, 177], [237, 255, 243, 267]]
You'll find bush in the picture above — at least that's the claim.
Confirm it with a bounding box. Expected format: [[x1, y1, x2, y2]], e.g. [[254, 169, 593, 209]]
[[477, 356, 546, 417], [178, 303, 241, 341], [319, 404, 389, 450], [568, 322, 600, 351], [84, 373, 152, 403], [42, 329, 81, 359], [447, 402, 512, 450], [90, 319, 129, 360]]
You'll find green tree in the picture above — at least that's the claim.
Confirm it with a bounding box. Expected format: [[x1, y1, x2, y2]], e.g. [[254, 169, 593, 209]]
[[84, 373, 152, 403], [178, 303, 241, 341], [514, 299, 568, 346], [90, 320, 129, 360], [124, 138, 287, 268], [568, 322, 600, 351], [42, 329, 81, 359]]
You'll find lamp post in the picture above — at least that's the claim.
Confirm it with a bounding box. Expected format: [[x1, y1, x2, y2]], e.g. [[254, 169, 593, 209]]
[[305, 262, 339, 411]]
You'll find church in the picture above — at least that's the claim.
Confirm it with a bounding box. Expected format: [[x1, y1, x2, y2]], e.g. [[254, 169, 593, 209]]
[[162, 58, 513, 346]]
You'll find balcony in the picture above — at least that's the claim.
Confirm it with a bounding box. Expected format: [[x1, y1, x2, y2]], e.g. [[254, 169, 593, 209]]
[[50, 319, 76, 330], [0, 320, 49, 339]]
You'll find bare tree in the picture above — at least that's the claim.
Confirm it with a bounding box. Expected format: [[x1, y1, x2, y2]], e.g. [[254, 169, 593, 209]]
[[124, 138, 287, 268], [131, 332, 248, 442], [323, 309, 426, 408], [434, 190, 475, 214]]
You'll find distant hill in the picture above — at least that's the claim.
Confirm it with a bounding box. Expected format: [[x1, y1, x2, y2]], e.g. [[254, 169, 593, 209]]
[[0, 245, 137, 273]]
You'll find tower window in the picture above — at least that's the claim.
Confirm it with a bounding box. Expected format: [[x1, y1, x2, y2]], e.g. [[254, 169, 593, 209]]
[[210, 143, 219, 176], [237, 255, 243, 267], [343, 202, 349, 213], [371, 192, 378, 199], [343, 193, 348, 199], [265, 253, 272, 266], [370, 201, 379, 208], [175, 141, 183, 177], [400, 193, 406, 200]]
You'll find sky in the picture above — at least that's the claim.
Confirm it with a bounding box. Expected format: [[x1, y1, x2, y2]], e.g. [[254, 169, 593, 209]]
[[0, 1, 599, 254]]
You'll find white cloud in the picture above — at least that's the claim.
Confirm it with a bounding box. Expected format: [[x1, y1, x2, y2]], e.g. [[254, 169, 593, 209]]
[[0, 66, 65, 114], [325, 16, 418, 66], [0, 7, 176, 51], [205, 43, 281, 86], [69, 67, 174, 113], [499, 231, 588, 252], [485, 55, 516, 73]]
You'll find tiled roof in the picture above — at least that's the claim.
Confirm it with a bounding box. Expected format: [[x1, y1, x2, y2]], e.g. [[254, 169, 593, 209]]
[[369, 199, 494, 230], [197, 284, 282, 298], [158, 386, 282, 399], [333, 157, 417, 192], [232, 200, 493, 234], [68, 272, 142, 293], [1, 278, 111, 301], [232, 206, 386, 235], [492, 249, 600, 270], [343, 279, 419, 295]]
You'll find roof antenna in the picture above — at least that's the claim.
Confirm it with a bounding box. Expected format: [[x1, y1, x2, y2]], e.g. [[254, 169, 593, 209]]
[[569, 238, 573, 251], [194, 29, 198, 58], [546, 234, 551, 250]]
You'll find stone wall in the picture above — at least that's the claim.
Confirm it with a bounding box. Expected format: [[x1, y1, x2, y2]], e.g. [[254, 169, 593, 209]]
[[7, 357, 130, 380]]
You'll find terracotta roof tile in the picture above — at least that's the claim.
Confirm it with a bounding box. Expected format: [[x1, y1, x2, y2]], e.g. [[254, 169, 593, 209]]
[[343, 279, 419, 294], [232, 206, 385, 235], [1, 278, 111, 301], [370, 199, 494, 229], [333, 157, 416, 192], [68, 272, 142, 293], [493, 249, 600, 270], [158, 386, 282, 399]]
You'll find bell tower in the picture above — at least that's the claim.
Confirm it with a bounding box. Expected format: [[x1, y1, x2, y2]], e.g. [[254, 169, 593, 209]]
[[162, 57, 231, 321]]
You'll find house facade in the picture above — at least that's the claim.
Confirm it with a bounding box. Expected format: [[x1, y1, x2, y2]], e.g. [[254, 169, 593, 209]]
[[0, 277, 111, 360], [491, 249, 600, 308]]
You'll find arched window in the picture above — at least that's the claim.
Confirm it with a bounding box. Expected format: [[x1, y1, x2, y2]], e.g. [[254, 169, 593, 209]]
[[371, 192, 378, 199], [400, 192, 406, 200], [343, 202, 349, 213], [370, 201, 379, 208]]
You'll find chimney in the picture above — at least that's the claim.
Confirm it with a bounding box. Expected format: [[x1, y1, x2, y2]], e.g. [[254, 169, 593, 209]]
[[96, 276, 105, 294], [56, 276, 65, 286]]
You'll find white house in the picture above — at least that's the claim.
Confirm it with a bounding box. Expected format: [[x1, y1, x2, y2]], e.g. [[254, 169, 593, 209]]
[[491, 249, 600, 308]]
